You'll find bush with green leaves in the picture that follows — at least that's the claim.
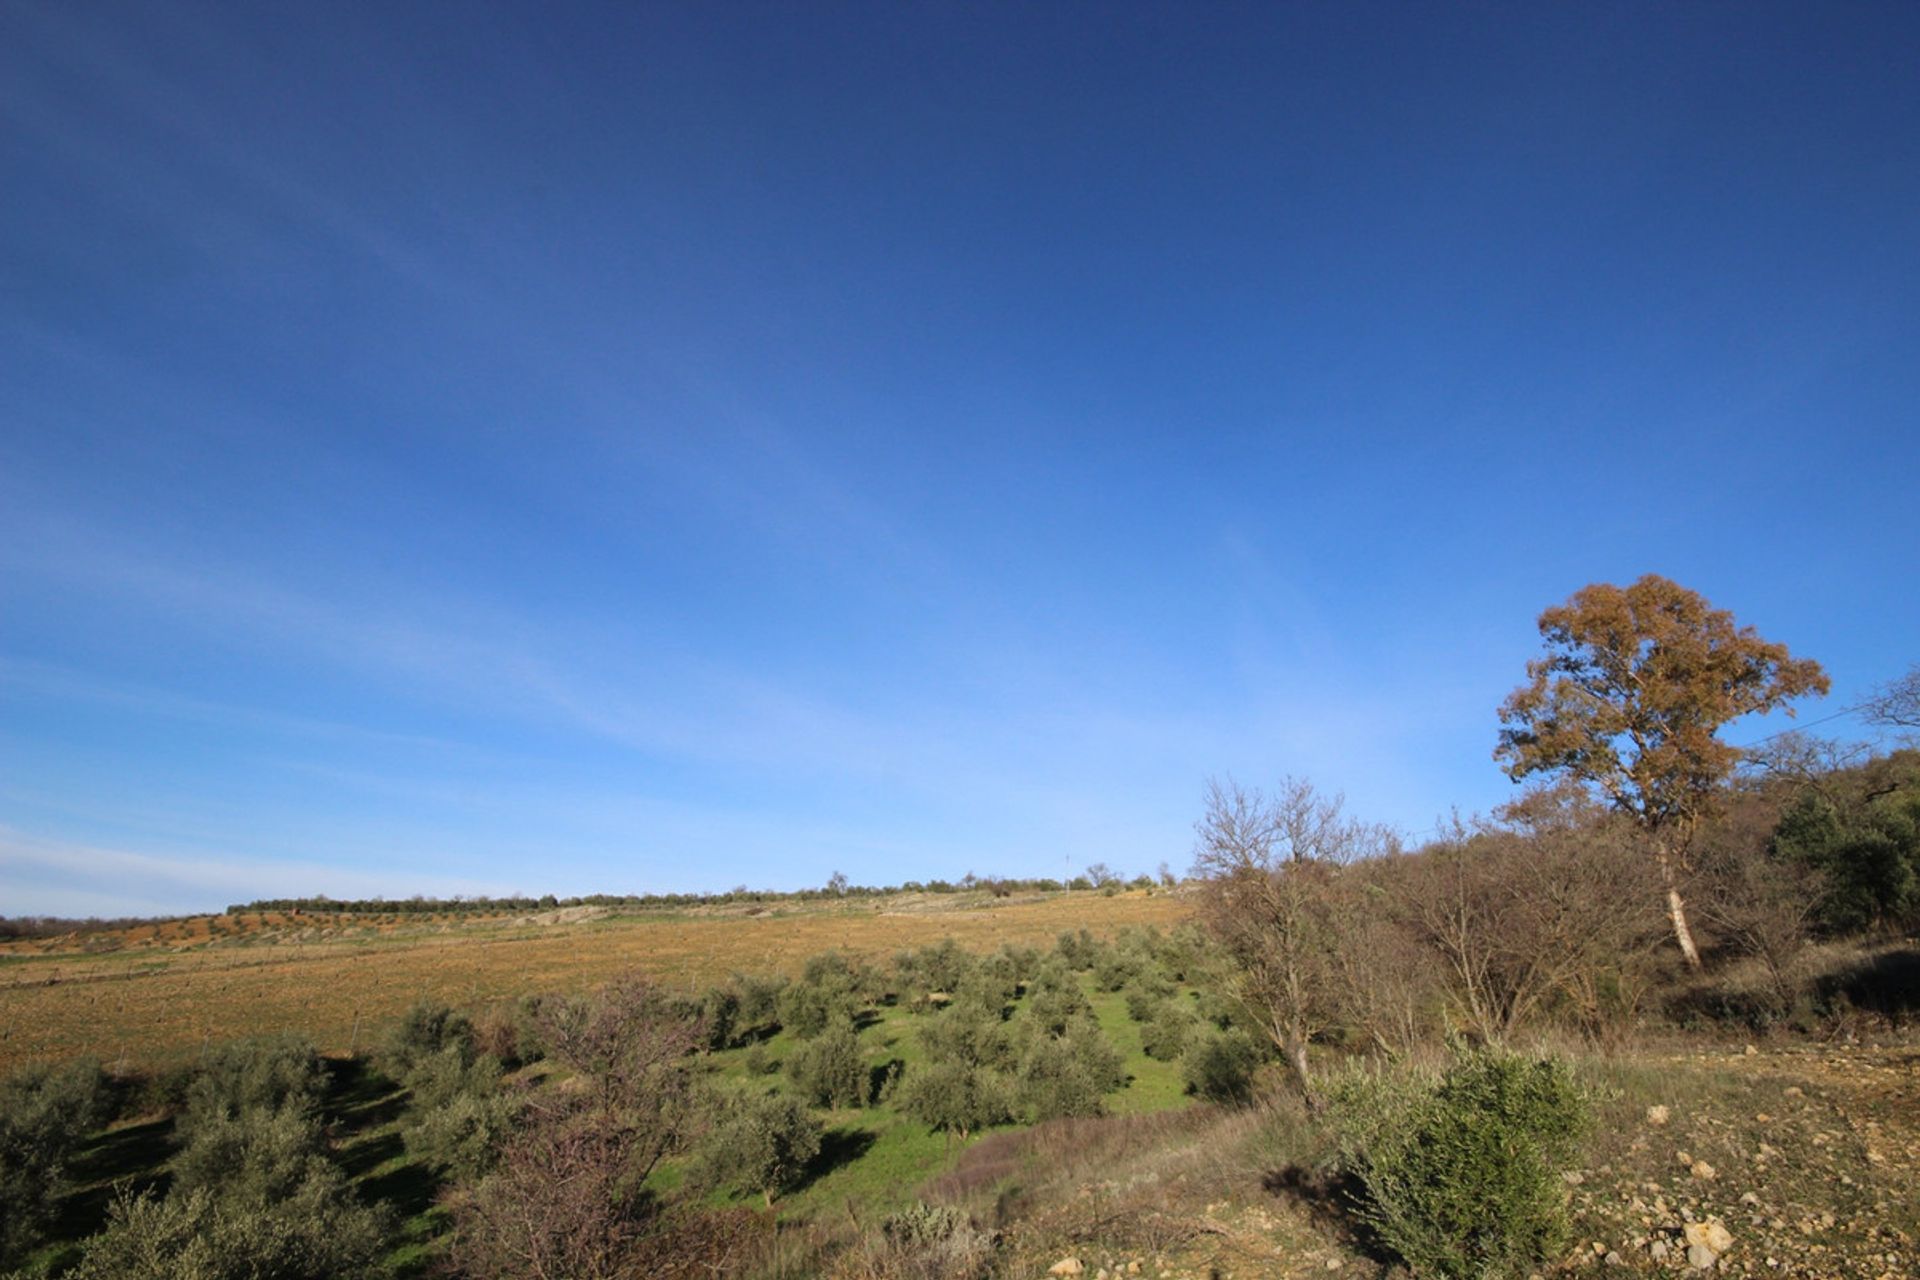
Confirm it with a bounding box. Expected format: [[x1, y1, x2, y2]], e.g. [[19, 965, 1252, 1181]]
[[1332, 1049, 1592, 1280], [398, 1044, 517, 1179], [920, 1008, 1012, 1071], [896, 1059, 1013, 1139], [894, 938, 975, 997], [784, 1025, 870, 1108], [733, 972, 788, 1036], [1053, 928, 1100, 969], [1123, 971, 1176, 1022], [1774, 788, 1920, 933], [695, 1090, 822, 1206], [171, 1102, 336, 1202], [1180, 1027, 1260, 1102], [382, 999, 474, 1076], [0, 1058, 109, 1265], [777, 952, 872, 1039], [1021, 965, 1092, 1036], [1014, 1019, 1123, 1122], [179, 1034, 325, 1138], [1140, 1002, 1194, 1062], [68, 1176, 390, 1280]]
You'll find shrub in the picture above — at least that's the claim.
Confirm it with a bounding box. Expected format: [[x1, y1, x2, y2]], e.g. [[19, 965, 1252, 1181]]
[[1014, 1021, 1122, 1122], [1021, 967, 1091, 1036], [179, 1035, 325, 1138], [1181, 1027, 1259, 1103], [1123, 972, 1176, 1021], [1092, 948, 1142, 992], [695, 986, 738, 1050], [1140, 1002, 1194, 1062], [448, 1105, 669, 1280], [171, 1103, 334, 1202], [734, 973, 788, 1036], [1053, 929, 1100, 969], [854, 1201, 995, 1280], [68, 1178, 389, 1280], [785, 1025, 870, 1108], [920, 1009, 1011, 1071], [896, 1059, 1013, 1139], [778, 953, 867, 1039], [0, 1059, 109, 1264], [694, 1090, 822, 1205], [382, 1000, 473, 1075], [398, 1045, 517, 1179], [1332, 1049, 1592, 1280]]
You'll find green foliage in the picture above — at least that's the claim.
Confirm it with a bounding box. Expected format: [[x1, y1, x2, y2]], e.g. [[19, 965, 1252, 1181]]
[[778, 952, 870, 1039], [785, 1025, 871, 1109], [1123, 972, 1176, 1022], [1021, 965, 1091, 1036], [734, 973, 789, 1035], [171, 1103, 334, 1202], [949, 965, 1016, 1020], [0, 1058, 109, 1264], [894, 938, 975, 997], [1140, 1002, 1194, 1062], [1092, 946, 1144, 992], [696, 1090, 823, 1204], [1180, 1027, 1259, 1102], [382, 999, 474, 1076], [69, 1177, 389, 1280], [1774, 789, 1920, 933], [1332, 1049, 1592, 1280], [920, 1009, 1011, 1071], [1053, 928, 1100, 969], [896, 1059, 1013, 1138], [398, 1044, 517, 1179], [179, 1034, 325, 1138], [701, 986, 742, 1050], [1014, 1019, 1123, 1122]]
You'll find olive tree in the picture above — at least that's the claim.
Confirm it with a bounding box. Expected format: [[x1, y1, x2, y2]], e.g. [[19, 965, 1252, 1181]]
[[1496, 575, 1828, 968]]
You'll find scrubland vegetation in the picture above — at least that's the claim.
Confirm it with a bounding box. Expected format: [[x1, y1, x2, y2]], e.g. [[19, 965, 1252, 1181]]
[[2, 585, 1916, 1277]]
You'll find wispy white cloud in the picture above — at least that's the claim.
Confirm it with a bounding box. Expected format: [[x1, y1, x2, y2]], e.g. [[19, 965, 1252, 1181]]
[[0, 826, 514, 918]]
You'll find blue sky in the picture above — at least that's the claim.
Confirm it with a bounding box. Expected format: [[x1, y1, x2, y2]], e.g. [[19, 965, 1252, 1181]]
[[4, 2, 1916, 916]]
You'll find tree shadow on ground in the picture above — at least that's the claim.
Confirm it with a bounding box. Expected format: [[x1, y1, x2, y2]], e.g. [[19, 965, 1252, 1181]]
[[868, 1058, 904, 1101], [53, 1117, 175, 1241], [1821, 946, 1920, 1021], [338, 1129, 405, 1180], [793, 1126, 876, 1194], [323, 1057, 408, 1135], [1260, 1163, 1392, 1266], [358, 1151, 444, 1223]]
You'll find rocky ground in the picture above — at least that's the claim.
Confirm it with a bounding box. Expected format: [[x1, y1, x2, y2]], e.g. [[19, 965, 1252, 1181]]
[[1000, 1040, 1918, 1280]]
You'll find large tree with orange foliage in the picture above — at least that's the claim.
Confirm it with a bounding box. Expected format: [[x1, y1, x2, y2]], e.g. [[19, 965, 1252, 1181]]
[[1496, 575, 1828, 968]]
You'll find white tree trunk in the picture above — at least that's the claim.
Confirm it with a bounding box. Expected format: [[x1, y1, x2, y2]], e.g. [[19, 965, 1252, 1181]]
[[1667, 884, 1702, 970]]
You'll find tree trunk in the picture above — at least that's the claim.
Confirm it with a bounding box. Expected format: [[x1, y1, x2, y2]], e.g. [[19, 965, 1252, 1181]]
[[1667, 885, 1702, 970], [1654, 839, 1703, 969], [1284, 1035, 1317, 1109]]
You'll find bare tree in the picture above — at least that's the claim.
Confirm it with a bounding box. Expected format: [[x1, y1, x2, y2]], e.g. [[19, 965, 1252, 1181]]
[[451, 973, 707, 1280], [1864, 664, 1920, 735], [1402, 814, 1663, 1045], [1190, 776, 1395, 1102]]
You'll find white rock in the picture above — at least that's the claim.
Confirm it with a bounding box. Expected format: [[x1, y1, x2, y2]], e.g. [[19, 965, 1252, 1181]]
[[1646, 1105, 1671, 1126], [1050, 1260, 1085, 1277], [1685, 1221, 1735, 1255]]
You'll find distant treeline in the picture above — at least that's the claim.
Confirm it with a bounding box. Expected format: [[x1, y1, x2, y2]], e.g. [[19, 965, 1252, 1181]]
[[228, 869, 1174, 918]]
